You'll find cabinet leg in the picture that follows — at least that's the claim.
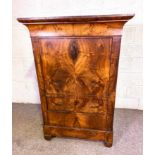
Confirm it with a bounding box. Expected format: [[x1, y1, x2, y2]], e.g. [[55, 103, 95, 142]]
[[104, 132, 113, 147], [44, 135, 55, 141], [104, 140, 113, 147], [43, 125, 56, 140]]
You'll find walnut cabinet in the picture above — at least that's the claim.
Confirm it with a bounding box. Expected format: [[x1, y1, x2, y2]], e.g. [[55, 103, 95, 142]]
[[18, 14, 134, 147]]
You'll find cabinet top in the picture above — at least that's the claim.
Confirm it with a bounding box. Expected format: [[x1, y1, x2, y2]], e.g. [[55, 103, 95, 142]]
[[17, 14, 134, 24]]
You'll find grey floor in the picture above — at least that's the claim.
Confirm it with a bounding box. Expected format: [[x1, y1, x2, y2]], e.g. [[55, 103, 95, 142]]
[[13, 103, 143, 155]]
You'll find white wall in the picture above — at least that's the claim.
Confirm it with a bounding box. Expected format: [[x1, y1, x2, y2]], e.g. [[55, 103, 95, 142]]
[[12, 0, 143, 110]]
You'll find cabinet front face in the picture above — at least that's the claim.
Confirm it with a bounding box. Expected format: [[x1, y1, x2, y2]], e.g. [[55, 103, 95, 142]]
[[39, 37, 112, 114], [18, 14, 134, 147]]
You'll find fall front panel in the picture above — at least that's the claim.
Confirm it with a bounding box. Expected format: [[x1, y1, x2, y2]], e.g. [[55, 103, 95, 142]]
[[39, 37, 112, 116]]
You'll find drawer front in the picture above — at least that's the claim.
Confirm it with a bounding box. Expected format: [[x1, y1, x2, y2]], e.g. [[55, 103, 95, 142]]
[[47, 96, 108, 114], [47, 111, 107, 130], [40, 37, 112, 99]]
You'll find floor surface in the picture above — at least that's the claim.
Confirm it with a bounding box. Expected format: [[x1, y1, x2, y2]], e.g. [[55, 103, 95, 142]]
[[13, 103, 143, 155]]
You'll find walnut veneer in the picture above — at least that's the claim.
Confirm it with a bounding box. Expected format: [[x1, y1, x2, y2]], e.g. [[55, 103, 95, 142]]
[[18, 14, 134, 147]]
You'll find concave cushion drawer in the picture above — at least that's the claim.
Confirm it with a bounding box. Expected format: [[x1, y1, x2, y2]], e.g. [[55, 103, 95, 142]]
[[47, 111, 107, 130], [47, 97, 108, 114]]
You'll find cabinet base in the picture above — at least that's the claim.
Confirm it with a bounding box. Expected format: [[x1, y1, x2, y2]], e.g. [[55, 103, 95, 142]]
[[43, 125, 113, 147]]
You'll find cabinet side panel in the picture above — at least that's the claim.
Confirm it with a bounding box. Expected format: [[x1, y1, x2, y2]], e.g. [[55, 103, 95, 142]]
[[31, 38, 48, 124], [106, 36, 122, 130]]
